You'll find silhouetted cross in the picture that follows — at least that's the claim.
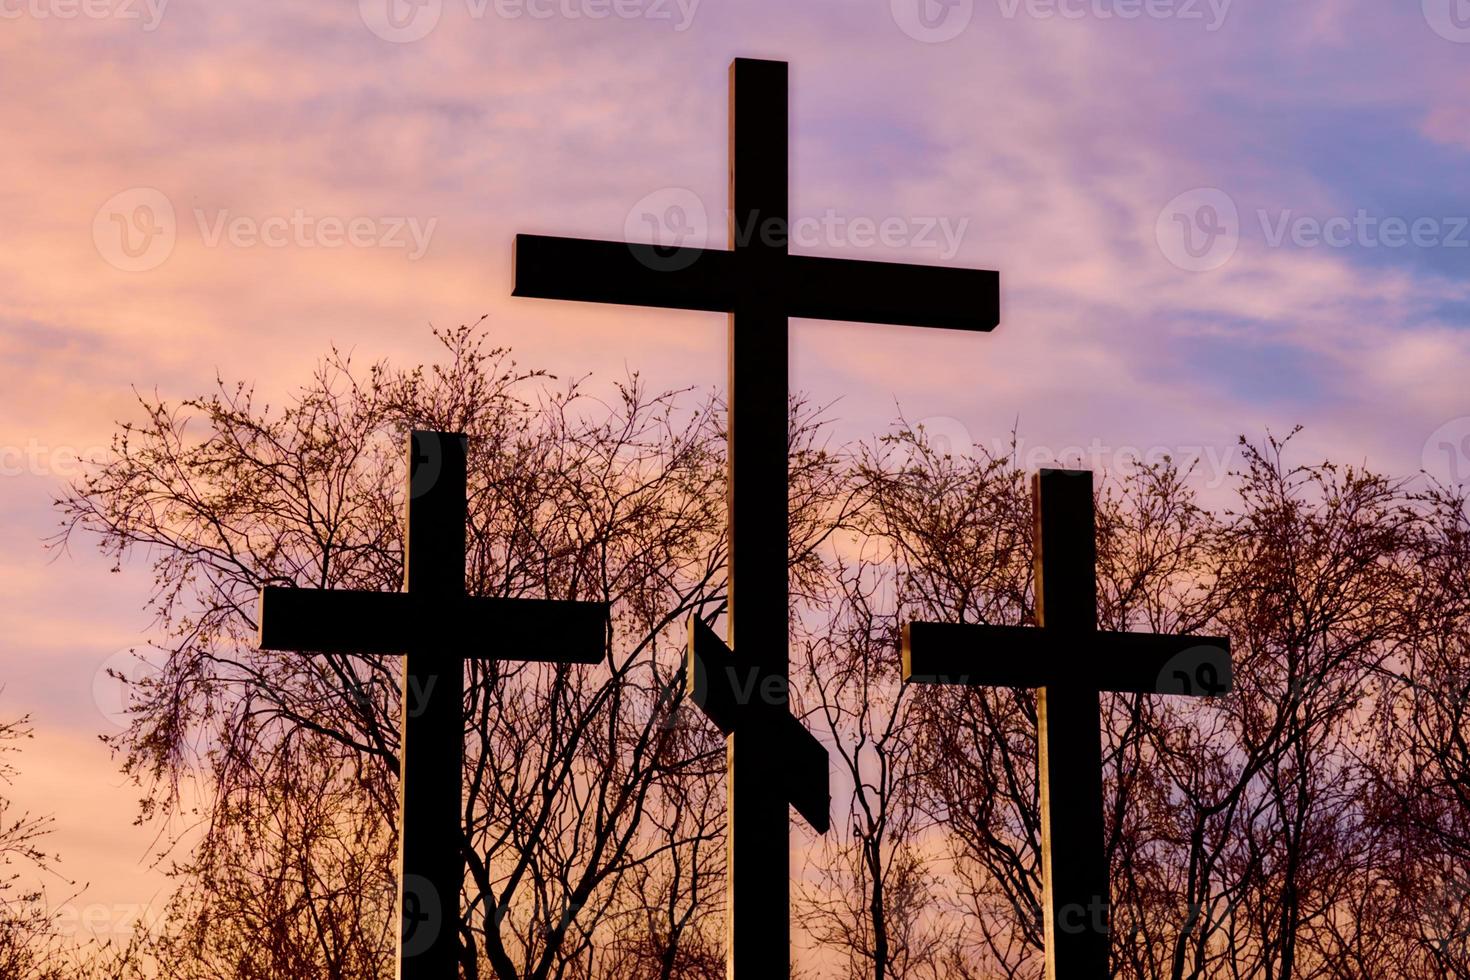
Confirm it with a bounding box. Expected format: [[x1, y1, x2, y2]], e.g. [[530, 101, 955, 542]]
[[257, 430, 609, 980], [903, 468, 1231, 980], [512, 57, 999, 977]]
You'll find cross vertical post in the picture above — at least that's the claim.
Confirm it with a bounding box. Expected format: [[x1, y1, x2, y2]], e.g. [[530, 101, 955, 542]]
[[1033, 469, 1110, 978], [725, 57, 791, 979], [400, 430, 469, 979]]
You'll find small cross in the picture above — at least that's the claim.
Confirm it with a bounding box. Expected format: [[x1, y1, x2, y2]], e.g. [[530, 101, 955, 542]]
[[902, 468, 1231, 979], [512, 58, 999, 977], [258, 430, 609, 980]]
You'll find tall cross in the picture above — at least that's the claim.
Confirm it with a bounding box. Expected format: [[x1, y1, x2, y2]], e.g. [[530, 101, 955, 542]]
[[512, 57, 999, 977], [902, 468, 1231, 979], [257, 430, 609, 979]]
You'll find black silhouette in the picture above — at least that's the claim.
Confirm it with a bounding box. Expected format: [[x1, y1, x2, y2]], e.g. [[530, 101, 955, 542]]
[[903, 468, 1231, 979], [257, 430, 608, 978], [687, 617, 829, 832], [512, 57, 999, 977]]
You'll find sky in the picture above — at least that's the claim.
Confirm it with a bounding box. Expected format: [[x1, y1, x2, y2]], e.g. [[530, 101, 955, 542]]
[[3, 0, 1470, 948]]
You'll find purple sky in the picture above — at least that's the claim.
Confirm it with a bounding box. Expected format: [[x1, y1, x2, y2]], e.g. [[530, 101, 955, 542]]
[[3, 0, 1470, 944]]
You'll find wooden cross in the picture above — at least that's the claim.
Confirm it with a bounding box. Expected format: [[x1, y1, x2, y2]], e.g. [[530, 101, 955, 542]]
[[257, 430, 609, 979], [512, 57, 999, 977], [902, 468, 1231, 979]]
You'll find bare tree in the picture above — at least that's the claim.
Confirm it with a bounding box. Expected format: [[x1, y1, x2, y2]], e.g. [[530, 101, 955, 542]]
[[1363, 480, 1470, 979], [55, 323, 733, 978], [0, 708, 82, 980], [804, 424, 1452, 980], [797, 551, 949, 980], [53, 325, 1470, 979]]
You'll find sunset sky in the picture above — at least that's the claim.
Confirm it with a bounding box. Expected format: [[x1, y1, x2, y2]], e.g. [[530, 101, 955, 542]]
[[3, 0, 1470, 944]]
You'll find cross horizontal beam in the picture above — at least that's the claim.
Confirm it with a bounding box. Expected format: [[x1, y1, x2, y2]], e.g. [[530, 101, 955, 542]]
[[512, 233, 999, 331], [902, 621, 1232, 696], [514, 235, 733, 314], [258, 586, 609, 662], [687, 617, 830, 833]]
